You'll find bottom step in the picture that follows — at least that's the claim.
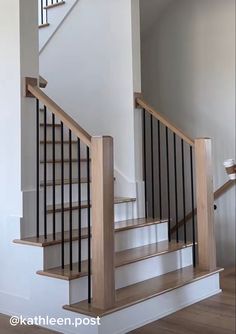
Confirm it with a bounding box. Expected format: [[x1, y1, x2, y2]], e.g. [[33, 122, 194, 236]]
[[64, 266, 223, 317]]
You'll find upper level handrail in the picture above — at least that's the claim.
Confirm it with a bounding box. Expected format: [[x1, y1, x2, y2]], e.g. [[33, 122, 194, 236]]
[[27, 83, 92, 147], [136, 97, 195, 147]]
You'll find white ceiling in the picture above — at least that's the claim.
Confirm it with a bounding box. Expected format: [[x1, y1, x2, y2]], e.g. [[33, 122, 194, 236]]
[[140, 0, 174, 36]]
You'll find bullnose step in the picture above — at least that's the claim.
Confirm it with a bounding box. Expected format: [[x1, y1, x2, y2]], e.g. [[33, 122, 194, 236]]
[[63, 266, 223, 317]]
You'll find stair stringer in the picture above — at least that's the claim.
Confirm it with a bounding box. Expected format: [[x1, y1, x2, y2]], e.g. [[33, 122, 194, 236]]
[[39, 0, 79, 52]]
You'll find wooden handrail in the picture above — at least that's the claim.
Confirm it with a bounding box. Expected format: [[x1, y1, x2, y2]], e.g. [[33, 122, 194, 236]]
[[171, 179, 236, 234], [27, 84, 92, 147], [136, 97, 195, 147]]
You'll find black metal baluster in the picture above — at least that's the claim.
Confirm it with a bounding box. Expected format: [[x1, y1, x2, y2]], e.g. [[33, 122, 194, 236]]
[[52, 114, 56, 240], [181, 140, 187, 244], [41, 0, 44, 25], [143, 109, 148, 218], [150, 116, 155, 218], [44, 106, 47, 239], [77, 139, 82, 272], [166, 127, 171, 242], [69, 130, 73, 271], [36, 99, 40, 238], [45, 0, 48, 24], [173, 133, 179, 242], [87, 147, 91, 303], [61, 122, 65, 269], [190, 146, 196, 267], [157, 120, 162, 220]]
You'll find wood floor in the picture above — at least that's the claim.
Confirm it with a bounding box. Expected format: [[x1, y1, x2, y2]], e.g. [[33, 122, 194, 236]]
[[0, 268, 234, 334], [130, 268, 235, 334]]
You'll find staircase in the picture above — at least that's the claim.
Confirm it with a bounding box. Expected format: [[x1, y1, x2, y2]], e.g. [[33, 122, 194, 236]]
[[10, 75, 222, 334], [8, 2, 222, 334]]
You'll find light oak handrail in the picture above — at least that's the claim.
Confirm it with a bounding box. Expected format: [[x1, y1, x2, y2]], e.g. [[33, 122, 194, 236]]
[[136, 97, 195, 147], [27, 83, 92, 147], [171, 179, 236, 234]]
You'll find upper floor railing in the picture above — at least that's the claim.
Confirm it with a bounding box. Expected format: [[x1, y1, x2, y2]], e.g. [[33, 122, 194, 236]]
[[39, 0, 65, 26]]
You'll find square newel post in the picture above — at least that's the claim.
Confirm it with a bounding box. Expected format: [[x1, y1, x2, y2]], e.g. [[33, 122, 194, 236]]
[[195, 138, 216, 271], [91, 136, 115, 309]]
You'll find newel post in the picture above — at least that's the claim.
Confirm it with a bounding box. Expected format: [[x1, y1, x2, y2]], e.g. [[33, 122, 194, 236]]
[[195, 138, 216, 271], [91, 136, 115, 309]]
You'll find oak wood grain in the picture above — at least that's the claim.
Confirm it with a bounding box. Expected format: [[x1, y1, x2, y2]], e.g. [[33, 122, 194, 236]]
[[27, 84, 92, 147], [63, 266, 223, 317], [136, 97, 194, 146], [195, 138, 216, 271], [37, 241, 194, 281]]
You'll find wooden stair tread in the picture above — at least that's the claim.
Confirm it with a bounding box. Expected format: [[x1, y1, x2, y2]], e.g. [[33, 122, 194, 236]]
[[40, 177, 115, 187], [47, 197, 136, 213], [40, 124, 61, 127], [40, 141, 77, 144], [40, 178, 90, 187], [44, 1, 66, 10], [36, 241, 194, 281], [13, 217, 167, 247], [40, 158, 88, 163], [63, 266, 223, 317]]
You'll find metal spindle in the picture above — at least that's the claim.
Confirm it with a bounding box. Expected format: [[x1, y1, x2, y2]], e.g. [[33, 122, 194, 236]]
[[190, 146, 196, 267], [143, 109, 148, 218], [44, 106, 48, 239], [77, 138, 82, 272], [173, 133, 179, 242], [61, 122, 65, 269], [36, 99, 40, 238], [41, 0, 44, 25], [87, 147, 91, 303], [45, 0, 48, 24], [157, 120, 162, 220], [181, 140, 187, 243], [52, 113, 56, 240], [150, 116, 155, 218], [69, 130, 73, 271], [166, 127, 171, 242]]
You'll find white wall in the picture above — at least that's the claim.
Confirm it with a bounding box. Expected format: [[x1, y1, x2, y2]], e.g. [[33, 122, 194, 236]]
[[0, 0, 39, 304], [40, 0, 140, 196], [140, 0, 235, 267]]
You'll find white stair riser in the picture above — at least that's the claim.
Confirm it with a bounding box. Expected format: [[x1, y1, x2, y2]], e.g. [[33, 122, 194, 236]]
[[69, 246, 193, 304], [98, 273, 221, 334], [44, 223, 168, 268], [40, 144, 80, 160], [41, 183, 90, 204]]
